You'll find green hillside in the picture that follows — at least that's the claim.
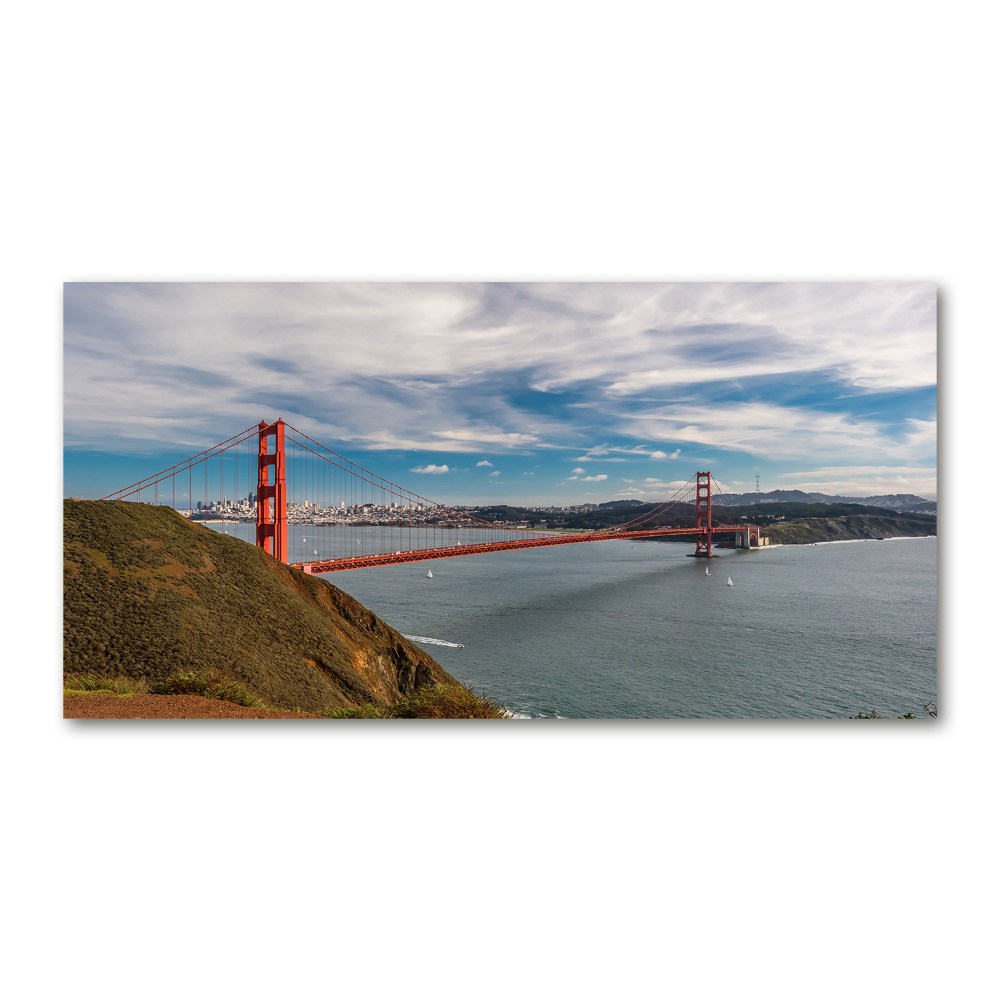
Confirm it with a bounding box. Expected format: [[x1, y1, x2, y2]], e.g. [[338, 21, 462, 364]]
[[63, 500, 460, 714]]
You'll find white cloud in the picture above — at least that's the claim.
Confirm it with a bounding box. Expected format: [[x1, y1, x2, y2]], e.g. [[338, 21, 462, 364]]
[[433, 428, 539, 448], [63, 283, 936, 483], [581, 474, 608, 482], [778, 464, 934, 478], [488, 470, 500, 477], [612, 480, 693, 499], [476, 460, 493, 467], [577, 445, 681, 462], [624, 402, 936, 463], [572, 467, 586, 474], [775, 464, 937, 498], [410, 464, 450, 474]]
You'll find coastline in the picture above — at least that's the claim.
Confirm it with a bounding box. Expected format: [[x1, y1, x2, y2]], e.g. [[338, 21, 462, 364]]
[[773, 535, 935, 547]]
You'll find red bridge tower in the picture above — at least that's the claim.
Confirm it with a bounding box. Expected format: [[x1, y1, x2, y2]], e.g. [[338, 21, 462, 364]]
[[693, 470, 713, 558], [256, 419, 287, 563]]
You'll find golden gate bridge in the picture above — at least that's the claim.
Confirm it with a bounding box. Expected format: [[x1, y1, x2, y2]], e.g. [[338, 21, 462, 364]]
[[100, 419, 768, 572]]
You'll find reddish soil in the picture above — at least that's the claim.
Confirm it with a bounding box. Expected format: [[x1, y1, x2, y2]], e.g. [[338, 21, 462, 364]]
[[64, 693, 325, 719]]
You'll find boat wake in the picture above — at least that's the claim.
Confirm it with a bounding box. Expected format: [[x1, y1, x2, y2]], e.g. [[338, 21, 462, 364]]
[[402, 634, 465, 649]]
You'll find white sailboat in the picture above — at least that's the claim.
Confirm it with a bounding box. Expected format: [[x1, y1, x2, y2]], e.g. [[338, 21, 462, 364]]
[[705, 566, 711, 576], [727, 576, 733, 586], [426, 570, 433, 578]]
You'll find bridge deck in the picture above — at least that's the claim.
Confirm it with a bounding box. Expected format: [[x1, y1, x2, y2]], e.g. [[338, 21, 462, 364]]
[[293, 524, 756, 573]]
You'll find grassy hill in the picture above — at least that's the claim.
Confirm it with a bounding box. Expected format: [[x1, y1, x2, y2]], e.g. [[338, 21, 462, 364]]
[[63, 499, 465, 714]]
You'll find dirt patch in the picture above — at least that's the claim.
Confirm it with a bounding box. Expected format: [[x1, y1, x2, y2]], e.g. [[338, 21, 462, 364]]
[[64, 693, 325, 719]]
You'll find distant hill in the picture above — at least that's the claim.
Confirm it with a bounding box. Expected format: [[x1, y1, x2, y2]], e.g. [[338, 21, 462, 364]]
[[473, 498, 935, 536], [64, 500, 457, 714], [718, 489, 936, 513]]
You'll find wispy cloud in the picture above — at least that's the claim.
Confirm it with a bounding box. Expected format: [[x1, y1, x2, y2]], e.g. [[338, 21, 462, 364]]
[[63, 282, 936, 503], [410, 464, 450, 474], [773, 464, 938, 498], [623, 402, 936, 462], [612, 479, 692, 498]]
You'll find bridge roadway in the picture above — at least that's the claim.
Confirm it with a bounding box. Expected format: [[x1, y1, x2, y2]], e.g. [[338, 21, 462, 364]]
[[293, 523, 758, 574]]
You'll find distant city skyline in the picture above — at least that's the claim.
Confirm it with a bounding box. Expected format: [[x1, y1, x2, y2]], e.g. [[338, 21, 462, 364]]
[[63, 282, 937, 504]]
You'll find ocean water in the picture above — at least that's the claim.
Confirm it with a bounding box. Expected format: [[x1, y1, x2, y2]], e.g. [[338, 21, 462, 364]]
[[206, 523, 937, 719]]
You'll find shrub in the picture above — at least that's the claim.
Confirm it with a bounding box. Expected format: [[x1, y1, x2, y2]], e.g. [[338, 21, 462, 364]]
[[64, 673, 149, 696], [323, 684, 508, 719], [149, 669, 265, 708]]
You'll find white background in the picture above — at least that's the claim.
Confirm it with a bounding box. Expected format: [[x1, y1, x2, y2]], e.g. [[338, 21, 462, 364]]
[[4, 3, 995, 997]]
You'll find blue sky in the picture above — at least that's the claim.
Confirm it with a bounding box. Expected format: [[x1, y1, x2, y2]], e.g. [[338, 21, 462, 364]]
[[63, 282, 937, 504]]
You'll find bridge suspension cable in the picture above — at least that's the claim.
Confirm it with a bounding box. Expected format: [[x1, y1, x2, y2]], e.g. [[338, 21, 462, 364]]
[[609, 475, 697, 531], [95, 419, 762, 569]]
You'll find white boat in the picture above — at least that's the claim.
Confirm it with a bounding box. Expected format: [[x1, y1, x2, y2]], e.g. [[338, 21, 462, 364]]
[[426, 570, 433, 578], [705, 567, 710, 575], [727, 576, 733, 586]]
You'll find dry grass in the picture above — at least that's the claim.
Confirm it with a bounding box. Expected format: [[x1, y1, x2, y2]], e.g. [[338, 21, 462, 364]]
[[64, 669, 270, 708], [63, 673, 150, 697], [323, 684, 509, 719]]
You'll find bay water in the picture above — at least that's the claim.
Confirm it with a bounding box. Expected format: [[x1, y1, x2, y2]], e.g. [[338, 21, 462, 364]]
[[207, 523, 937, 719]]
